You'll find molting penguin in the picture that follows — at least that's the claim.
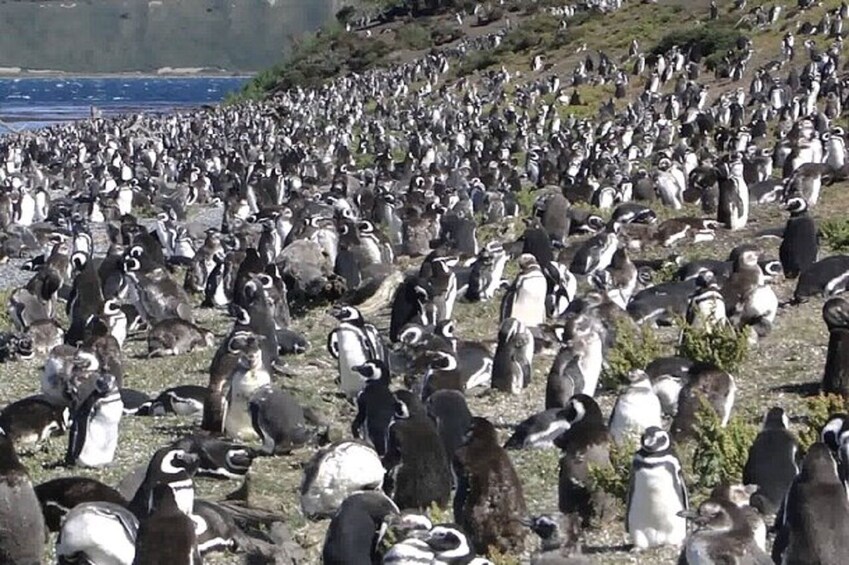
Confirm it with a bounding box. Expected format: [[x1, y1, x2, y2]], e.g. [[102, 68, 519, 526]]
[[248, 384, 314, 455], [608, 369, 663, 445], [742, 407, 799, 515], [454, 417, 527, 555], [500, 254, 548, 328], [65, 374, 124, 468], [722, 249, 777, 337], [465, 242, 508, 302], [779, 196, 818, 279], [680, 496, 772, 565], [383, 390, 453, 511], [327, 305, 385, 400], [133, 483, 201, 565], [491, 317, 534, 395], [425, 389, 473, 472], [0, 427, 45, 564], [147, 318, 214, 358], [351, 360, 395, 456], [222, 339, 271, 441], [671, 365, 736, 441], [772, 443, 849, 565], [822, 296, 849, 397], [626, 427, 688, 550]]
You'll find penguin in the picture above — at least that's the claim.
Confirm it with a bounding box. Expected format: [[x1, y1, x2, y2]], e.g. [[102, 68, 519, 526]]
[[680, 497, 772, 565], [772, 443, 849, 565], [65, 374, 124, 468], [671, 366, 736, 441], [351, 360, 395, 456], [248, 384, 314, 455], [717, 161, 749, 230], [491, 317, 534, 395], [56, 501, 138, 565], [384, 522, 486, 565], [327, 305, 385, 400], [593, 248, 638, 309], [500, 254, 548, 328], [147, 318, 215, 358], [0, 427, 46, 564], [321, 491, 399, 565], [626, 427, 688, 550], [383, 390, 453, 511], [742, 407, 799, 515], [504, 408, 572, 450], [685, 270, 728, 333], [389, 277, 432, 343], [454, 417, 527, 555], [222, 342, 271, 441], [144, 385, 208, 417], [523, 513, 588, 565], [569, 224, 620, 275], [0, 395, 69, 446], [779, 196, 818, 279], [822, 296, 849, 397], [421, 348, 492, 399], [133, 484, 201, 565], [464, 241, 508, 302], [129, 446, 200, 518], [35, 476, 127, 532], [794, 255, 849, 302], [424, 389, 473, 473], [608, 369, 663, 445], [722, 249, 777, 336], [171, 435, 254, 480]]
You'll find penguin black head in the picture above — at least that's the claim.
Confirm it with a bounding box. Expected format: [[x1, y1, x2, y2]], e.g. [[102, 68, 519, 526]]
[[422, 525, 472, 557], [352, 360, 389, 383], [426, 350, 458, 371], [435, 320, 455, 340], [329, 305, 362, 323], [103, 299, 122, 317], [397, 324, 427, 347], [562, 394, 601, 427], [695, 270, 719, 290], [821, 414, 849, 453], [762, 406, 789, 430], [640, 426, 671, 453], [784, 196, 809, 215], [823, 296, 849, 329], [71, 251, 88, 272], [393, 390, 424, 420], [157, 448, 200, 477], [93, 374, 118, 396]]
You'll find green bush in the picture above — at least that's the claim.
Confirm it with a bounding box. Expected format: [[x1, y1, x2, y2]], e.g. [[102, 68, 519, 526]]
[[588, 439, 635, 503], [456, 50, 498, 76], [690, 401, 758, 489], [651, 22, 744, 68], [399, 23, 433, 50], [602, 318, 666, 388], [800, 394, 849, 451], [678, 321, 749, 374], [820, 219, 849, 252]]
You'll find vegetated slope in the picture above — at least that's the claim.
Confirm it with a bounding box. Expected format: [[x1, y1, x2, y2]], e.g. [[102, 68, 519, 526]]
[[0, 0, 337, 73]]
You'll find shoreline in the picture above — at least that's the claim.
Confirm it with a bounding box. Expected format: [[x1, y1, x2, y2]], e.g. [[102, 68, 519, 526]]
[[0, 68, 255, 79]]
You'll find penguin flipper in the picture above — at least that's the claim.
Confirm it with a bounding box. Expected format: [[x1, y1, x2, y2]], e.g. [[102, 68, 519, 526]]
[[624, 462, 636, 533], [326, 330, 340, 359]]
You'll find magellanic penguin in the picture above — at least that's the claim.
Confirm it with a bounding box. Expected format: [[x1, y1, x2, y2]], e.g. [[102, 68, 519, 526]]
[[454, 417, 527, 555], [717, 159, 749, 230], [491, 317, 534, 395], [679, 496, 772, 565], [779, 196, 818, 279], [822, 296, 849, 397], [794, 255, 849, 303], [772, 443, 849, 565], [133, 483, 201, 565], [464, 242, 508, 302], [626, 427, 688, 550], [128, 446, 200, 518], [608, 369, 663, 446], [327, 305, 385, 400], [222, 344, 271, 441], [65, 374, 124, 468], [0, 395, 69, 447], [351, 360, 395, 456], [248, 384, 315, 455], [56, 501, 138, 565], [722, 249, 778, 337], [34, 476, 127, 532], [500, 254, 548, 328], [383, 390, 453, 511], [147, 318, 215, 358], [671, 365, 736, 441], [321, 491, 399, 565], [0, 427, 46, 564], [742, 407, 799, 515], [684, 270, 728, 333], [569, 223, 620, 276]]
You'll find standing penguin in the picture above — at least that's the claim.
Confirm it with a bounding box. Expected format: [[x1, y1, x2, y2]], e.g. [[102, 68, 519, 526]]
[[65, 373, 124, 468], [608, 370, 663, 445], [822, 296, 849, 397], [680, 497, 772, 565], [351, 360, 395, 456], [327, 305, 385, 400], [717, 160, 749, 230], [249, 384, 314, 455], [128, 447, 200, 518], [0, 427, 45, 564], [626, 427, 688, 550], [779, 196, 818, 279], [383, 390, 452, 511], [222, 344, 271, 441], [454, 417, 527, 555], [500, 254, 548, 328], [773, 443, 849, 565], [491, 318, 534, 394], [322, 491, 399, 565], [133, 484, 200, 565], [742, 407, 799, 515]]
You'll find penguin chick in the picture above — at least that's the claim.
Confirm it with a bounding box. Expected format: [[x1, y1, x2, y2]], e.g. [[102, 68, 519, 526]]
[[249, 384, 315, 455], [132, 484, 201, 565], [680, 497, 772, 565], [608, 369, 662, 445], [742, 407, 799, 515], [455, 417, 527, 555], [147, 318, 215, 358], [322, 491, 399, 565]]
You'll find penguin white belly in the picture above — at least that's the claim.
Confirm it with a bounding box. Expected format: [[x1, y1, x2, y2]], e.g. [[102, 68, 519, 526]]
[[628, 467, 687, 549], [117, 188, 133, 216], [609, 393, 662, 444], [58, 512, 136, 565], [744, 285, 778, 324], [578, 338, 603, 396], [77, 397, 124, 467], [653, 377, 683, 416], [224, 370, 271, 440], [482, 256, 508, 300], [511, 275, 547, 327], [684, 538, 713, 565], [17, 196, 34, 226], [337, 329, 369, 399]]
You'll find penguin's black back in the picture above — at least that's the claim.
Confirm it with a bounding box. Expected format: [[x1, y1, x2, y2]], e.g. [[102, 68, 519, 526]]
[[780, 214, 817, 279]]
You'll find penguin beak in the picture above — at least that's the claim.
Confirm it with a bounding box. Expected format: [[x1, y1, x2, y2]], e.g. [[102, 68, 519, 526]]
[[518, 516, 536, 528], [175, 452, 200, 469], [676, 509, 699, 521]]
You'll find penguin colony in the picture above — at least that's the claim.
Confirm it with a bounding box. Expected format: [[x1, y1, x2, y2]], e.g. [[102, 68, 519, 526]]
[[5, 0, 849, 563]]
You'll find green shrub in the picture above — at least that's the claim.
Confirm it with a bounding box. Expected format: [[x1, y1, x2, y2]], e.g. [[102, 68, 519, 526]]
[[588, 439, 635, 503], [399, 23, 433, 50], [800, 394, 849, 451], [651, 22, 744, 69], [678, 321, 749, 374], [602, 318, 665, 388], [456, 50, 499, 76], [690, 401, 758, 489], [821, 219, 849, 252]]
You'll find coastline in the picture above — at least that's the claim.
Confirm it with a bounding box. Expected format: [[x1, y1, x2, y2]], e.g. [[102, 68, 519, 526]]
[[0, 68, 255, 79]]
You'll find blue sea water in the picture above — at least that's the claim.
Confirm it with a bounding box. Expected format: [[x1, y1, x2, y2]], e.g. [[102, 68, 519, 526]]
[[0, 76, 250, 131]]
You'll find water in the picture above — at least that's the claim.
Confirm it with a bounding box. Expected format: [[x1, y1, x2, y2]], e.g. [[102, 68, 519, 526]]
[[0, 76, 250, 131]]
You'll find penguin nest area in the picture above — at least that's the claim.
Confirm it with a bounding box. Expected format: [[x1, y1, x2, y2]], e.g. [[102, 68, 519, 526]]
[[5, 0, 849, 563]]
